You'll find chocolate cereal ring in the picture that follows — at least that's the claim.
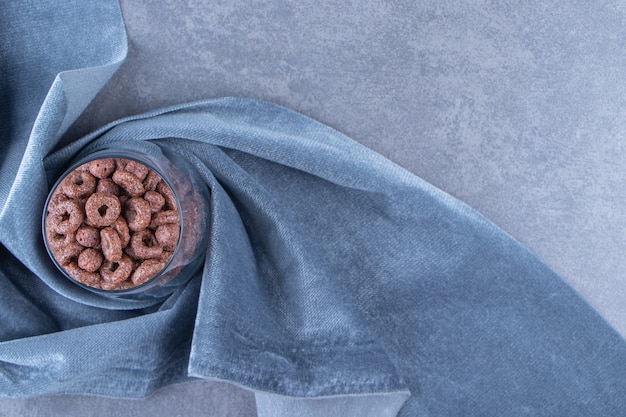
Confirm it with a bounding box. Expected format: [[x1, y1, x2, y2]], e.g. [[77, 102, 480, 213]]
[[131, 259, 166, 286], [48, 199, 84, 234], [100, 255, 133, 284], [88, 158, 116, 179], [49, 190, 70, 208], [96, 178, 120, 195], [144, 190, 165, 213], [45, 220, 76, 250], [100, 227, 123, 262], [155, 223, 179, 251], [114, 158, 128, 171], [75, 226, 100, 248], [60, 170, 96, 199], [111, 217, 130, 248], [50, 242, 83, 266], [78, 248, 104, 272], [156, 181, 177, 210], [112, 170, 144, 197], [130, 229, 163, 259], [85, 193, 121, 227], [143, 170, 161, 191], [65, 262, 101, 287], [124, 197, 151, 231], [101, 280, 135, 291], [149, 210, 180, 229], [125, 160, 149, 181]]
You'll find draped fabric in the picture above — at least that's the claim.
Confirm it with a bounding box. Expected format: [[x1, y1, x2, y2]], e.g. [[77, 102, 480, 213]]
[[1, 1, 624, 416]]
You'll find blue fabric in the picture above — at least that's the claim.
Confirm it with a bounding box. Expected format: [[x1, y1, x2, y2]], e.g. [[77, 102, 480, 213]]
[[1, 1, 625, 416]]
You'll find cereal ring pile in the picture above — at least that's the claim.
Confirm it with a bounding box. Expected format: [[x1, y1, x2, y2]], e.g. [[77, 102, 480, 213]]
[[44, 158, 181, 290]]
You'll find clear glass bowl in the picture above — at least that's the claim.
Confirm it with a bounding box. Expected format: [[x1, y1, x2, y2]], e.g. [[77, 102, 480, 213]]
[[42, 144, 209, 301]]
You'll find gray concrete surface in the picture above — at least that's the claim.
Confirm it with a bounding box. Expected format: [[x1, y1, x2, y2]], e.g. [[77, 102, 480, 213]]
[[3, 0, 625, 415]]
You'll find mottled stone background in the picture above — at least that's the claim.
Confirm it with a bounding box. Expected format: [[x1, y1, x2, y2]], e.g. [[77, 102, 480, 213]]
[[3, 0, 625, 415]]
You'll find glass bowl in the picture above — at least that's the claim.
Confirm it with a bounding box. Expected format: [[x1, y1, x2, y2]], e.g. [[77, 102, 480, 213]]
[[42, 145, 209, 301]]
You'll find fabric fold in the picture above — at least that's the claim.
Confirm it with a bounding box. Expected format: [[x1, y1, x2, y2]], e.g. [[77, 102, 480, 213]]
[[0, 277, 199, 398], [0, 0, 130, 310]]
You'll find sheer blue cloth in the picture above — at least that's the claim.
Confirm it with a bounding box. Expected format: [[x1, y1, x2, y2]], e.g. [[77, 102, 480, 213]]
[[1, 1, 624, 416]]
